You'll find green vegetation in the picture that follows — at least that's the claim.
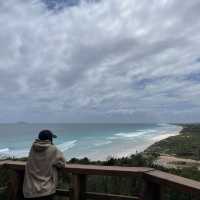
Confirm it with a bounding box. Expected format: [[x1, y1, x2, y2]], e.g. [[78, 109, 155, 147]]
[[145, 124, 200, 160]]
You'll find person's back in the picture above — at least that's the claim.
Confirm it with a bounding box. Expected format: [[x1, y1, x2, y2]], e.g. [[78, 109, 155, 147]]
[[23, 130, 65, 199]]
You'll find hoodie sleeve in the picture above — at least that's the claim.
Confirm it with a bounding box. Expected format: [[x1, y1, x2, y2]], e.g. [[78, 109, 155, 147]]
[[54, 148, 66, 168]]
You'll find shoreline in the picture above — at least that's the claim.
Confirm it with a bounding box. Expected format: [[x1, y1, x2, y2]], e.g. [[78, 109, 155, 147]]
[[86, 124, 183, 161], [0, 124, 183, 161], [108, 125, 183, 160], [146, 124, 200, 169]]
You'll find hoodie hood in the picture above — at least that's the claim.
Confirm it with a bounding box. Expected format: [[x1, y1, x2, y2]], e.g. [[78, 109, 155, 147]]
[[32, 139, 52, 152]]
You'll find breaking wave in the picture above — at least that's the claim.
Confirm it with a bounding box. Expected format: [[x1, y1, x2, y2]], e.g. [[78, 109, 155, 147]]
[[0, 140, 77, 158], [107, 129, 157, 140], [93, 140, 112, 147], [57, 140, 77, 152]]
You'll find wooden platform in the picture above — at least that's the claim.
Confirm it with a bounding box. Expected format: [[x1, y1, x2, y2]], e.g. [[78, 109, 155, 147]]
[[0, 160, 200, 200]]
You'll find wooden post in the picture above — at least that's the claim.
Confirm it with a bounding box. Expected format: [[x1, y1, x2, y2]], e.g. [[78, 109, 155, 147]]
[[7, 170, 24, 200], [71, 174, 86, 200], [69, 186, 73, 200], [142, 180, 162, 200]]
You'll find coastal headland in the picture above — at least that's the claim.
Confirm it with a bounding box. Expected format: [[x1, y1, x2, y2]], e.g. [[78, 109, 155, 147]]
[[145, 124, 200, 170]]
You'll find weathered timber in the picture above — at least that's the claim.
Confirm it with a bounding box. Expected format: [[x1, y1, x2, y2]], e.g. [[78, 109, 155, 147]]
[[2, 160, 25, 171], [142, 180, 161, 200], [144, 170, 200, 194], [1, 160, 200, 200], [64, 164, 153, 176], [86, 192, 139, 200], [2, 161, 153, 175], [55, 189, 140, 200], [7, 170, 24, 200], [56, 188, 70, 196], [71, 174, 86, 200]]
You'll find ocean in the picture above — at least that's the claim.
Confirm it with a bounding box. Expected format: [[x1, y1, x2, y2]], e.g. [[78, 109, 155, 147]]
[[0, 123, 181, 160]]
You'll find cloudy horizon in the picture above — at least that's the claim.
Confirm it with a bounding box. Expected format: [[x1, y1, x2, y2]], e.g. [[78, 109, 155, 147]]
[[0, 0, 200, 123]]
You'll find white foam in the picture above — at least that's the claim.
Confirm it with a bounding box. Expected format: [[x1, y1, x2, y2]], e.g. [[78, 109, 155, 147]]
[[0, 140, 77, 158], [115, 132, 144, 138], [0, 148, 29, 158], [0, 148, 10, 153], [57, 140, 77, 152], [112, 129, 156, 139], [107, 136, 118, 140], [94, 140, 112, 147]]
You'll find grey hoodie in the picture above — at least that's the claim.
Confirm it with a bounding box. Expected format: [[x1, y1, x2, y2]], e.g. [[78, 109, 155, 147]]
[[23, 139, 66, 198]]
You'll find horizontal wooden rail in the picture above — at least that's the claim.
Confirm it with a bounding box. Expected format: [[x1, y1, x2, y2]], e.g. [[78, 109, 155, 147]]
[[0, 160, 153, 175], [64, 164, 153, 176], [56, 188, 70, 196], [56, 189, 139, 200], [1, 160, 200, 200], [144, 170, 200, 194], [85, 192, 139, 200]]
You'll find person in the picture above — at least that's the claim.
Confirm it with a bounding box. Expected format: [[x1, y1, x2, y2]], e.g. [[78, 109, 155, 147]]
[[23, 130, 66, 200]]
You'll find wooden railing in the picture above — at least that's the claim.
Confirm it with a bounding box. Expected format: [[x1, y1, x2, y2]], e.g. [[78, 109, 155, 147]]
[[0, 160, 200, 200]]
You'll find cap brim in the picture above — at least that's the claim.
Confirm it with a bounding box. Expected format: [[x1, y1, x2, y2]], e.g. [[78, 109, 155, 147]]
[[52, 134, 57, 138]]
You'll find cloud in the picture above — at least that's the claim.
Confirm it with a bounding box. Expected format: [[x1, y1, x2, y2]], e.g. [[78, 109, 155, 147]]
[[0, 0, 200, 122]]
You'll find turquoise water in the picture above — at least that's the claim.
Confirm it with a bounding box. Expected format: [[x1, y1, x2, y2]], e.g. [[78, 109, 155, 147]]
[[0, 123, 181, 160]]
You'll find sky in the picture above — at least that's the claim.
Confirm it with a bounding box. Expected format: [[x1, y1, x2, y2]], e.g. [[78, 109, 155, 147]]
[[0, 0, 200, 123]]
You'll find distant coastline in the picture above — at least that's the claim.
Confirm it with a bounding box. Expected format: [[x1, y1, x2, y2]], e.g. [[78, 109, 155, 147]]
[[0, 123, 183, 161], [114, 125, 182, 159], [144, 123, 199, 159], [145, 123, 200, 169], [1, 123, 200, 171]]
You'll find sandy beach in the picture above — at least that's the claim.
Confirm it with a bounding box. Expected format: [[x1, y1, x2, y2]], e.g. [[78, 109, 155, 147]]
[[0, 123, 182, 161], [114, 126, 183, 159], [154, 155, 200, 170]]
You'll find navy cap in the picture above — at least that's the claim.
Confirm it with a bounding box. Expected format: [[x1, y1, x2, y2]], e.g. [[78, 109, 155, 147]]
[[38, 130, 57, 141]]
